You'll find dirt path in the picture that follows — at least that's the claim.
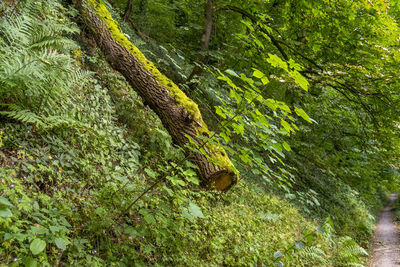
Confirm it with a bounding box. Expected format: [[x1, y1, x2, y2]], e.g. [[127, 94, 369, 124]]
[[369, 193, 400, 267]]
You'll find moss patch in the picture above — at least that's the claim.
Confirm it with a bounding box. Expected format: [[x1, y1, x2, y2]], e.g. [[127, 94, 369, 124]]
[[86, 0, 237, 177]]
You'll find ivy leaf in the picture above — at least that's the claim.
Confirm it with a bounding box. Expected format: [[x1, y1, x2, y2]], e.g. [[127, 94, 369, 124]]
[[30, 239, 46, 255], [188, 202, 204, 219]]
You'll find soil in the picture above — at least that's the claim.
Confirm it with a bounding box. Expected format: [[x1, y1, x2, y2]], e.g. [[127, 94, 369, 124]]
[[369, 193, 400, 267]]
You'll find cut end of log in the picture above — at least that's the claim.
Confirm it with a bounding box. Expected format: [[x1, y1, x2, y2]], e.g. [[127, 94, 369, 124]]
[[79, 0, 238, 192], [209, 170, 238, 191]]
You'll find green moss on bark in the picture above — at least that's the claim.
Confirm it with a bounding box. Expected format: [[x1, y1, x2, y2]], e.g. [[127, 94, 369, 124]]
[[86, 0, 237, 177]]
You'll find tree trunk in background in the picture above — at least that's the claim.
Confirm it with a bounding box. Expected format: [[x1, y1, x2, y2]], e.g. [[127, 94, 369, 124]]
[[122, 0, 134, 21], [187, 0, 213, 82], [73, 0, 237, 191]]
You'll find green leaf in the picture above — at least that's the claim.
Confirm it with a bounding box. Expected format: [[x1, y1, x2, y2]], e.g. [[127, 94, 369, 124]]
[[253, 69, 269, 85], [281, 119, 294, 134], [139, 209, 156, 225], [181, 209, 194, 222], [290, 71, 309, 91], [0, 197, 13, 207], [22, 257, 37, 267], [0, 207, 12, 218], [54, 237, 69, 250], [240, 73, 255, 86], [267, 54, 288, 71], [232, 122, 244, 136], [183, 169, 199, 185], [30, 226, 48, 235], [272, 143, 282, 153], [215, 106, 227, 119], [50, 225, 60, 233], [144, 168, 158, 178], [124, 226, 138, 238], [261, 76, 269, 85], [295, 241, 305, 250], [225, 69, 239, 77], [274, 250, 283, 258], [252, 69, 264, 78], [219, 131, 231, 143], [294, 107, 312, 123], [30, 239, 46, 255], [282, 141, 291, 151], [230, 89, 242, 103], [188, 202, 204, 219]]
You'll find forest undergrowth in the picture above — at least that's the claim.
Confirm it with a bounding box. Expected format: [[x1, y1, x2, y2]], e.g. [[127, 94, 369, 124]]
[[1, 0, 399, 266]]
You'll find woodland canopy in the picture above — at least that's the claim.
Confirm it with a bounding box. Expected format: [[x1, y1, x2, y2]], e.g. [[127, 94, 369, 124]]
[[0, 0, 400, 266]]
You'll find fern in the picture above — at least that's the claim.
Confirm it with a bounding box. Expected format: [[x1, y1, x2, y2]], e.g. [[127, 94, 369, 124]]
[[0, 0, 89, 130], [333, 236, 368, 266], [0, 104, 45, 126], [297, 246, 328, 266]]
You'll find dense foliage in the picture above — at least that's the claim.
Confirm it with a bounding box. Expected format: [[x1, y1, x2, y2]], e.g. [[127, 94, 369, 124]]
[[1, 0, 399, 266]]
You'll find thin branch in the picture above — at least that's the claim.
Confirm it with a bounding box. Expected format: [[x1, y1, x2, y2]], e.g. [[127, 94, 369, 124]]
[[216, 5, 289, 61]]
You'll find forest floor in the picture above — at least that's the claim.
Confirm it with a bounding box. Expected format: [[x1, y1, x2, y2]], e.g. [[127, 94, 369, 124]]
[[369, 193, 400, 267]]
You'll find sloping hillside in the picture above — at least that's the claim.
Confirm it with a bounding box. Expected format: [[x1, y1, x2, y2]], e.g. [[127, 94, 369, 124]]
[[1, 0, 399, 266]]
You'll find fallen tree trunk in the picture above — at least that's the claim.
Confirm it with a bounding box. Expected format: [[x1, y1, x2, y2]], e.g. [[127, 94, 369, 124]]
[[74, 0, 237, 191]]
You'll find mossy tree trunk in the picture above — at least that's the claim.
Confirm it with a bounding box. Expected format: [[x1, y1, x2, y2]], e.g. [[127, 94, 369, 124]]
[[73, 0, 237, 191]]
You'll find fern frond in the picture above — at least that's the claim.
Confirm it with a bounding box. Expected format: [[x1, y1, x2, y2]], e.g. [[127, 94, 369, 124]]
[[0, 0, 93, 131], [0, 104, 45, 127], [332, 236, 367, 266], [297, 246, 328, 265]]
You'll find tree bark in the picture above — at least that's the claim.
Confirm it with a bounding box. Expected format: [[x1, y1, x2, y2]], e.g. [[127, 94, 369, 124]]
[[187, 0, 213, 82], [73, 0, 237, 191], [122, 0, 134, 21], [187, 3, 290, 83]]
